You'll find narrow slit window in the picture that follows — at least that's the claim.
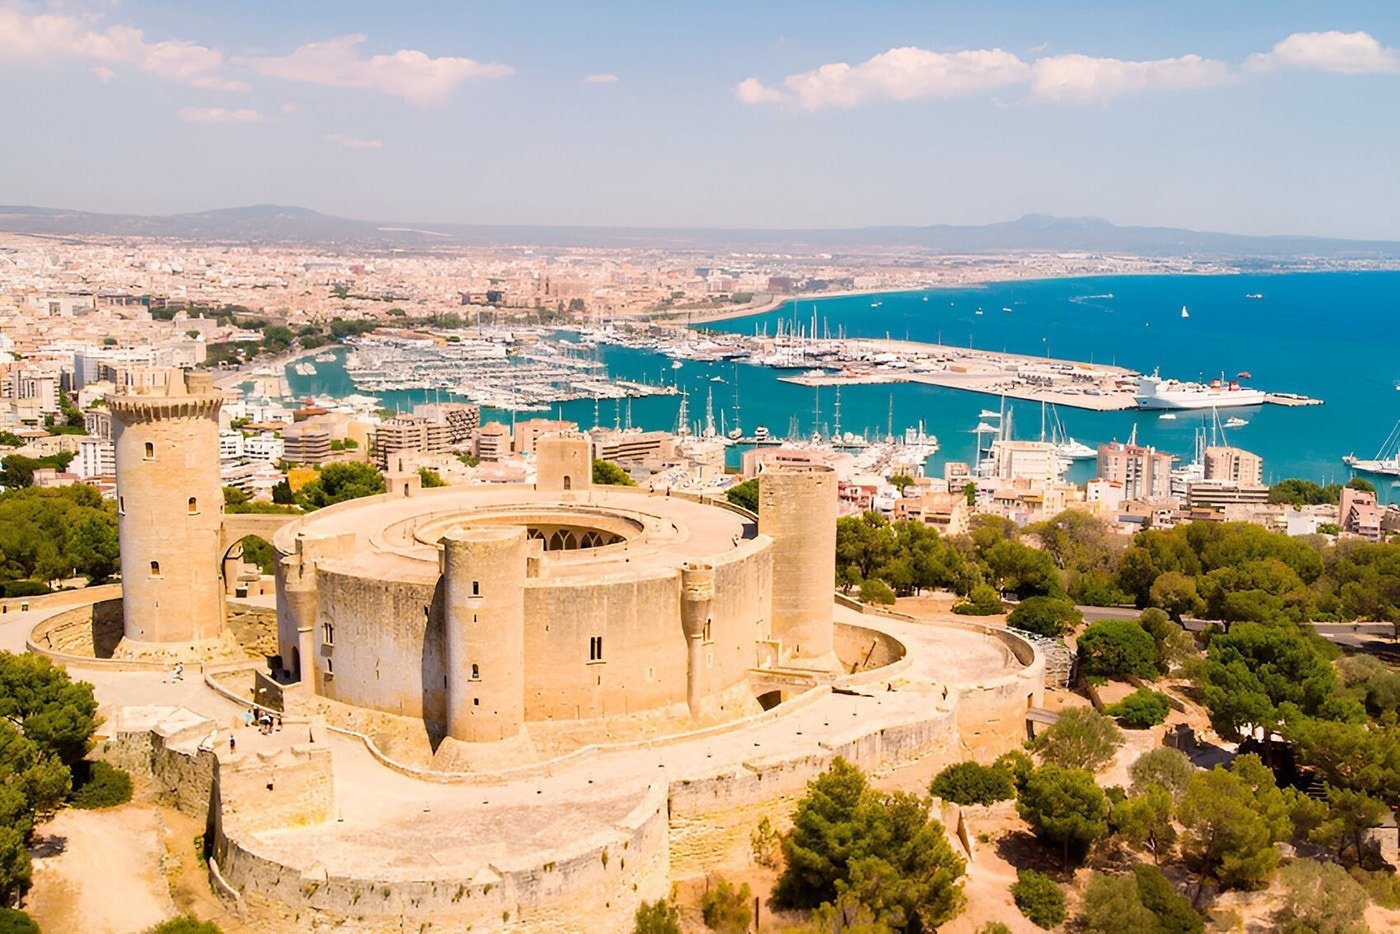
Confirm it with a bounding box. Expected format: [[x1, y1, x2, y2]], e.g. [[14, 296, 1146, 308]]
[[588, 635, 604, 662], [322, 622, 334, 645], [470, 663, 480, 680], [149, 560, 160, 577], [144, 441, 154, 459]]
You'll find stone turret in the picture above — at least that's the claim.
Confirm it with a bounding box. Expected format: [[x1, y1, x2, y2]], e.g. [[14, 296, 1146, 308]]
[[535, 432, 592, 494], [107, 368, 226, 656], [679, 563, 715, 719], [758, 464, 839, 672], [440, 526, 528, 744]]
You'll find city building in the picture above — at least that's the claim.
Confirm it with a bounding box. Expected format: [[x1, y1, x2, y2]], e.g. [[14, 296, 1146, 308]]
[[474, 421, 512, 462], [281, 423, 332, 465], [1204, 445, 1264, 485], [1097, 440, 1173, 502]]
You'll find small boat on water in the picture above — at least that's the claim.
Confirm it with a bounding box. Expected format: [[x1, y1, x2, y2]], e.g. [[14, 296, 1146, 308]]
[[1180, 306, 1190, 319], [975, 308, 984, 316], [1245, 293, 1263, 300], [1342, 419, 1400, 477], [1159, 413, 1178, 420], [671, 361, 682, 369], [1224, 417, 1248, 429]]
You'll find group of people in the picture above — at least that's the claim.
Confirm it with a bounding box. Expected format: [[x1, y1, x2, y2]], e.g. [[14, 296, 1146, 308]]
[[243, 706, 281, 735]]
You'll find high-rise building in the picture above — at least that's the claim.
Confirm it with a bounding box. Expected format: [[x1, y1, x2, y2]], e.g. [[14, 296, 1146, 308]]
[[1096, 441, 1172, 502], [1204, 445, 1263, 486], [375, 416, 450, 469], [282, 423, 332, 465]]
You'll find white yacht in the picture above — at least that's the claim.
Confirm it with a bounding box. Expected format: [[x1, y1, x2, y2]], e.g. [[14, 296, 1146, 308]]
[[1136, 370, 1267, 410], [1343, 420, 1400, 477]]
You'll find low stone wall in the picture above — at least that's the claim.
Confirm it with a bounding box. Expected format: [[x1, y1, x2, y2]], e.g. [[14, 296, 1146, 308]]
[[834, 621, 906, 674], [100, 707, 219, 819], [28, 598, 124, 658], [215, 783, 671, 932]]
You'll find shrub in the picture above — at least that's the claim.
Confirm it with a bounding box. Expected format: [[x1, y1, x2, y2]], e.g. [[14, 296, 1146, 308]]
[[70, 760, 133, 809], [1011, 869, 1066, 929], [1077, 619, 1158, 679], [1128, 747, 1195, 802], [1348, 866, 1400, 910], [994, 750, 1034, 792], [1107, 688, 1171, 728], [1006, 596, 1082, 637], [146, 918, 221, 934], [633, 898, 681, 934], [1275, 859, 1369, 934], [931, 761, 1016, 805], [858, 577, 897, 605], [1028, 707, 1124, 772], [749, 816, 781, 869], [0, 909, 40, 934], [1132, 865, 1202, 933], [953, 583, 1003, 616], [1080, 873, 1157, 933], [977, 925, 1012, 934], [700, 877, 752, 933], [0, 580, 50, 598]]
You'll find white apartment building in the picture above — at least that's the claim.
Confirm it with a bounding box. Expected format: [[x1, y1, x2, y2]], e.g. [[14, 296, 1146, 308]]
[[219, 430, 245, 460], [243, 433, 284, 463], [75, 437, 115, 480]]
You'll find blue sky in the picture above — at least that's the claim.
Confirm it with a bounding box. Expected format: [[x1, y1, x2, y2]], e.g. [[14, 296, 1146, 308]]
[[2, 1, 1399, 237]]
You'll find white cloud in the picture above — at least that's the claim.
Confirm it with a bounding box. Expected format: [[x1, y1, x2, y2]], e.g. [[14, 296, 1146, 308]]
[[244, 34, 512, 104], [734, 76, 786, 105], [0, 7, 143, 62], [178, 106, 264, 124], [142, 40, 248, 91], [581, 73, 618, 84], [772, 46, 1032, 110], [323, 132, 383, 149], [0, 5, 244, 90], [280, 101, 302, 113], [1031, 53, 1233, 103], [1245, 30, 1399, 75], [90, 64, 115, 82]]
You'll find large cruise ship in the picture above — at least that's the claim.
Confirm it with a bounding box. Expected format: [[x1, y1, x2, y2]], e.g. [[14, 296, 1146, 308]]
[[1134, 370, 1267, 410]]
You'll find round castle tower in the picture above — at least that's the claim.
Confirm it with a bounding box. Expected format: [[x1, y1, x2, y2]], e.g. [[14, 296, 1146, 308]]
[[758, 464, 839, 672], [107, 368, 227, 654], [440, 526, 529, 744]]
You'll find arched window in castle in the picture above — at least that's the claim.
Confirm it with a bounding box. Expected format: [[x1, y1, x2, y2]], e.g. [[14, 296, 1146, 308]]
[[548, 529, 570, 551], [563, 476, 572, 491], [470, 663, 480, 681], [144, 441, 154, 459], [149, 560, 160, 577], [322, 622, 334, 646], [187, 496, 198, 514]]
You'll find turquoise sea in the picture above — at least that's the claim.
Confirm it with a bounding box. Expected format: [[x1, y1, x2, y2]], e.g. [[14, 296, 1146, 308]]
[[285, 272, 1400, 503]]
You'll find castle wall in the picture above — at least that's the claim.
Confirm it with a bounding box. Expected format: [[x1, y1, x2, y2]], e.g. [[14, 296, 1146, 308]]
[[215, 784, 670, 933], [312, 569, 445, 726]]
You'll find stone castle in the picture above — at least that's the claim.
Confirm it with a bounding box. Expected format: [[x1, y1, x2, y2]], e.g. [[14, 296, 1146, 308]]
[[91, 368, 1046, 931]]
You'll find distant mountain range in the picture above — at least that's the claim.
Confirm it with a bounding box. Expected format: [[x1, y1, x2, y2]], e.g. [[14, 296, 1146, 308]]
[[2, 203, 1398, 258]]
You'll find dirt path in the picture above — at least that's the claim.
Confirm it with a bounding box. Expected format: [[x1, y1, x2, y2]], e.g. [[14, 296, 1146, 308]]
[[26, 804, 174, 934]]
